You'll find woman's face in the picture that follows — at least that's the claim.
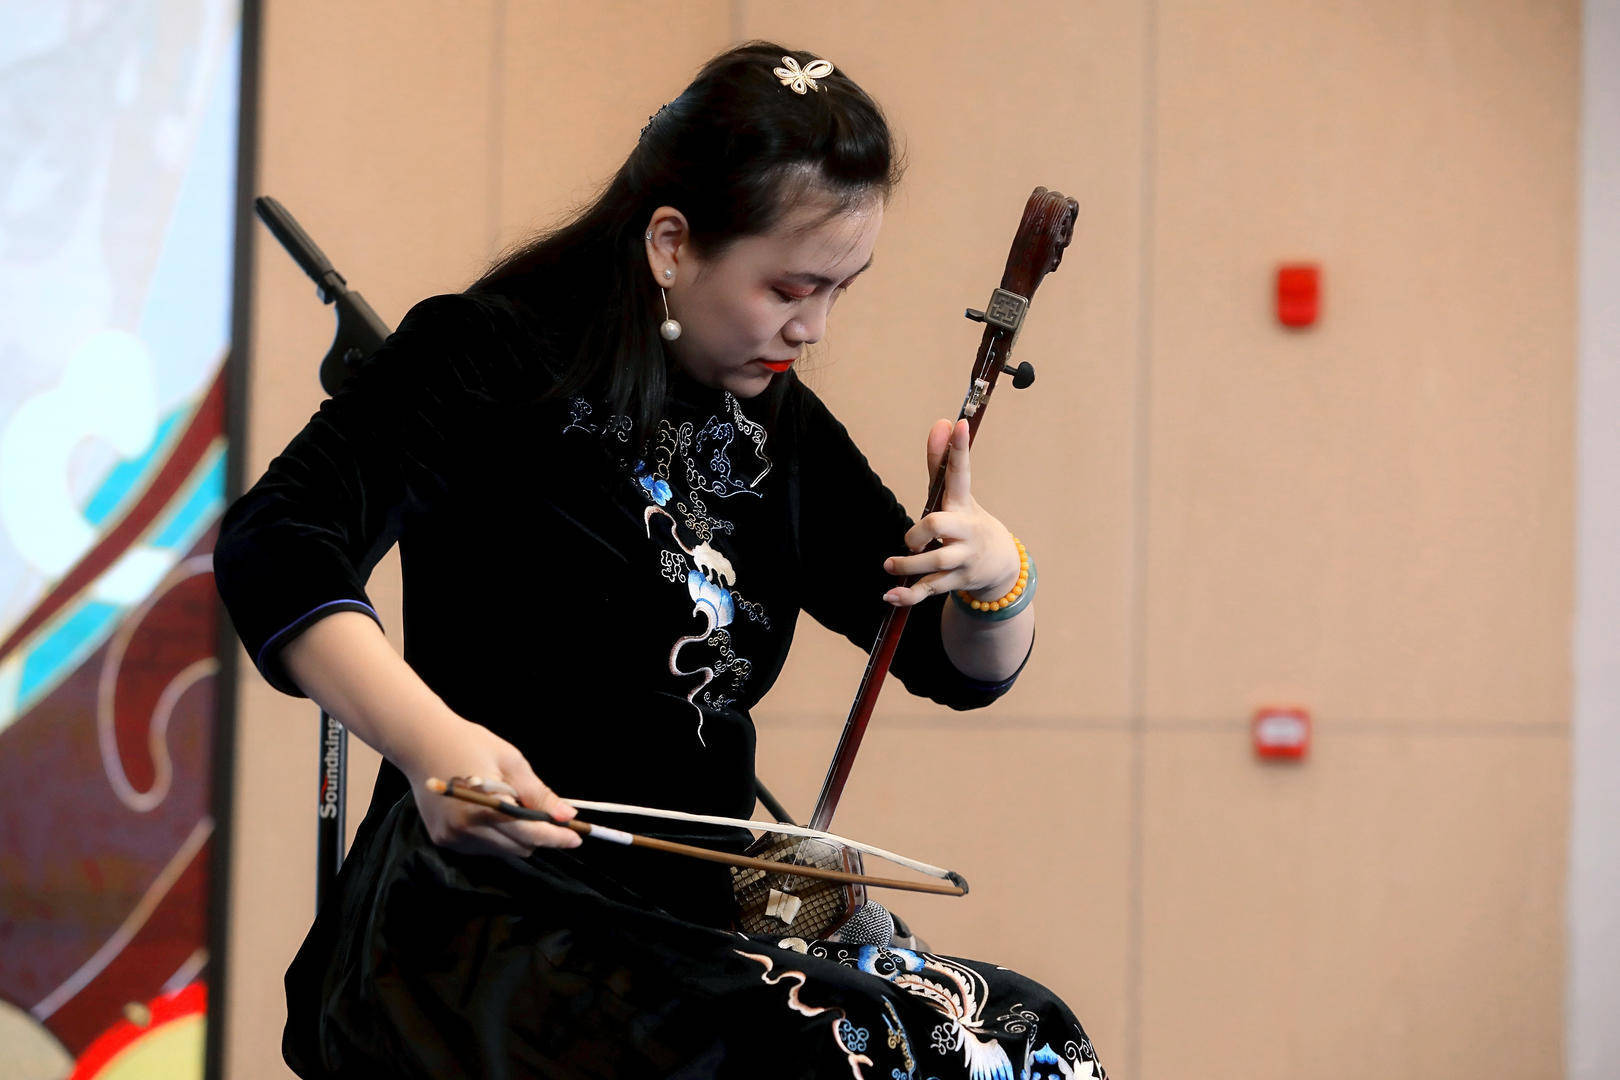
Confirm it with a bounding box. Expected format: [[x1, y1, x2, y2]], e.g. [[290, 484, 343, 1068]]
[[646, 193, 882, 398]]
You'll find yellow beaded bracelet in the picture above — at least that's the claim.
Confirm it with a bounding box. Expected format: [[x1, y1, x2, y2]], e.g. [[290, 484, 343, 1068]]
[[954, 536, 1034, 616]]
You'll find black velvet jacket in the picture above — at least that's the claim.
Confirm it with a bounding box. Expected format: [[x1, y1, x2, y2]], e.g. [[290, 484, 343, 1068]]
[[213, 290, 1028, 920]]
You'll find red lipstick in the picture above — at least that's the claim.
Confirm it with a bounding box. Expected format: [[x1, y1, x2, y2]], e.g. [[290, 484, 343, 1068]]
[[759, 358, 794, 373]]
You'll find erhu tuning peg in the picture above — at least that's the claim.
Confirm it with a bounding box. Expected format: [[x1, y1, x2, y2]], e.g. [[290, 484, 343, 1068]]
[[964, 308, 986, 322], [1002, 361, 1036, 389]]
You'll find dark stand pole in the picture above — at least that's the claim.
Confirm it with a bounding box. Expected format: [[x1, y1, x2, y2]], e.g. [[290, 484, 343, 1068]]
[[251, 196, 390, 912], [316, 711, 348, 911], [754, 779, 795, 825]]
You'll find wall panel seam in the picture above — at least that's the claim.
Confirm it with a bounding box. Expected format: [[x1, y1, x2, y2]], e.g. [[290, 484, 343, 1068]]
[[1125, 0, 1160, 1075], [487, 0, 505, 255]]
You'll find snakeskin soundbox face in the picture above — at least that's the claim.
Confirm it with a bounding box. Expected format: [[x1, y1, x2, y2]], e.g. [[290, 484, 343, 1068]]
[[731, 837, 866, 938]]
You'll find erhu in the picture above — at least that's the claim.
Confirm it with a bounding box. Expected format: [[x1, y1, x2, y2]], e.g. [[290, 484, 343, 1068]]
[[729, 186, 1080, 938], [430, 187, 1079, 930]]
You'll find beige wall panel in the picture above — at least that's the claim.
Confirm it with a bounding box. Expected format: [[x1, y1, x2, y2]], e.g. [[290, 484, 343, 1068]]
[[1142, 1, 1578, 723], [754, 720, 1132, 1067], [737, 0, 1145, 720], [229, 3, 501, 1077], [252, 3, 505, 317], [494, 2, 731, 254], [1139, 728, 1568, 1080]]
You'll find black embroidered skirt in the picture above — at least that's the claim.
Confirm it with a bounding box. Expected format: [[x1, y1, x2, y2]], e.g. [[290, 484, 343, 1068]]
[[283, 798, 1107, 1079]]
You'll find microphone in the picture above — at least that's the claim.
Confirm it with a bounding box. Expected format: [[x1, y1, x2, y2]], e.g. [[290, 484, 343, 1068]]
[[835, 901, 896, 946]]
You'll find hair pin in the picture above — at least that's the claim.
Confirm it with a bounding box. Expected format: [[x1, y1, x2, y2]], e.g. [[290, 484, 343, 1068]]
[[772, 56, 834, 95]]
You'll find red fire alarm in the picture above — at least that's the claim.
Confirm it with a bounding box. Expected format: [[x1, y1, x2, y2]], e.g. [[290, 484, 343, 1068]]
[[1252, 707, 1310, 760], [1276, 263, 1319, 328]]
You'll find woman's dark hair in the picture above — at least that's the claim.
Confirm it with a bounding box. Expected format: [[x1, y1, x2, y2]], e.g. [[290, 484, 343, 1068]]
[[468, 40, 905, 448]]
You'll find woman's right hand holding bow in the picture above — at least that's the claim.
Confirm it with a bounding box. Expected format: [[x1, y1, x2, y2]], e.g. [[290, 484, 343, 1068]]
[[392, 714, 581, 855]]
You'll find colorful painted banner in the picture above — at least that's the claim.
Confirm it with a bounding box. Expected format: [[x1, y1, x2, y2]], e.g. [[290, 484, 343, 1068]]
[[0, 3, 245, 1076]]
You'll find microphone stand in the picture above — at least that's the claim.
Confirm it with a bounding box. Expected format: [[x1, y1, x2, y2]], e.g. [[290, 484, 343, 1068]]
[[253, 196, 390, 396], [252, 196, 389, 912]]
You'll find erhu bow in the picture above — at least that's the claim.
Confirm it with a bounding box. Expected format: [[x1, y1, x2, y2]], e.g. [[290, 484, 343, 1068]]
[[431, 780, 967, 896], [730, 186, 1080, 938]]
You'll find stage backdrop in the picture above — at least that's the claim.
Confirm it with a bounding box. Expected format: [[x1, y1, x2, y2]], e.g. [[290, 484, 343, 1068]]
[[0, 2, 245, 1077]]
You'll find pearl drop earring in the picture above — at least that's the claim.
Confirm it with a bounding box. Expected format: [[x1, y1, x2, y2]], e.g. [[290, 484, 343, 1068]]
[[659, 288, 682, 341]]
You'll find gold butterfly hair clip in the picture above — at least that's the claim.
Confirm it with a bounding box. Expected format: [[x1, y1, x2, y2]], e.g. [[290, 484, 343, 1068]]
[[772, 55, 834, 95]]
